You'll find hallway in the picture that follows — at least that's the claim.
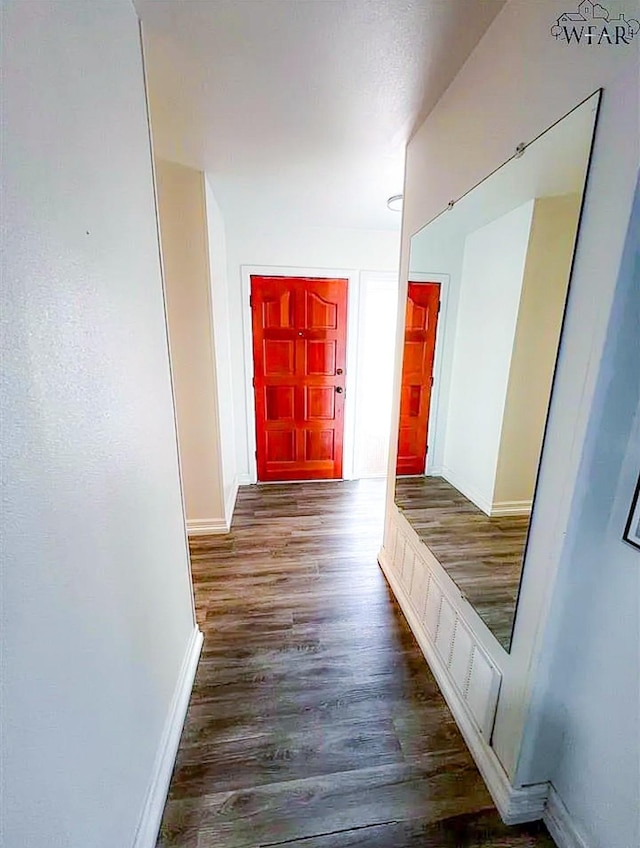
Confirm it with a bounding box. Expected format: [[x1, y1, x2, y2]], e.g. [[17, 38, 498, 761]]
[[158, 480, 554, 847]]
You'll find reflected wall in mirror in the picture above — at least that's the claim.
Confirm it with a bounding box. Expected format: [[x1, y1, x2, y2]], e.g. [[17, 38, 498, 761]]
[[395, 91, 600, 652]]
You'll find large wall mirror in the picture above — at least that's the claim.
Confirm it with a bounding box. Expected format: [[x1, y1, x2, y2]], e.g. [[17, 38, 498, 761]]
[[394, 91, 601, 652]]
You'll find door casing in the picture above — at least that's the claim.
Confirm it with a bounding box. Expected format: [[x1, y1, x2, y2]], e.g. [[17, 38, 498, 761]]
[[250, 274, 348, 481], [241, 265, 360, 483]]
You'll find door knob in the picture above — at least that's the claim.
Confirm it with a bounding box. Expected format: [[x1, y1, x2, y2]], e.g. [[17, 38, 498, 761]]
[[335, 386, 344, 394]]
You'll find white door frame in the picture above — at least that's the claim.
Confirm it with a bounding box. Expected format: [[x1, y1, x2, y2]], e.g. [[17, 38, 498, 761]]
[[403, 271, 451, 475], [241, 264, 359, 483], [353, 270, 399, 478]]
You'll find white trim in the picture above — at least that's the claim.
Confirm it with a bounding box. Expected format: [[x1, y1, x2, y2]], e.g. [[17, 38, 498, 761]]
[[437, 469, 532, 517], [240, 264, 359, 484], [224, 475, 240, 526], [342, 267, 362, 480], [187, 518, 229, 536], [544, 785, 590, 848], [132, 627, 203, 848], [404, 272, 451, 474], [491, 500, 532, 517], [378, 547, 548, 825], [237, 472, 252, 486], [352, 270, 399, 480], [441, 464, 494, 516], [240, 265, 259, 484]]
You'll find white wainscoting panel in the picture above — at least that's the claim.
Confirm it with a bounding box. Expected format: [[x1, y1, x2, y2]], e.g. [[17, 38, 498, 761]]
[[435, 595, 457, 667], [384, 515, 501, 738], [379, 508, 549, 823], [449, 620, 474, 694]]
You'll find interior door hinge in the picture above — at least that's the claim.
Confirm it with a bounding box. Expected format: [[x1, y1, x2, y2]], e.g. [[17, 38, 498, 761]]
[[437, 301, 441, 314], [249, 295, 254, 308], [252, 376, 255, 387]]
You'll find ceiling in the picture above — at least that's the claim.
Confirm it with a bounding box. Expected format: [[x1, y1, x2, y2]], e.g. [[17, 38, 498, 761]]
[[135, 0, 506, 232]]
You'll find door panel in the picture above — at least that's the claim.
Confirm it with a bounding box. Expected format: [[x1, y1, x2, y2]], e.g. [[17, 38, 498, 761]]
[[305, 386, 335, 419], [251, 275, 348, 481], [307, 340, 336, 375], [396, 282, 440, 476], [265, 386, 294, 420], [263, 340, 295, 375], [262, 290, 294, 328], [306, 429, 335, 461], [306, 291, 338, 329]]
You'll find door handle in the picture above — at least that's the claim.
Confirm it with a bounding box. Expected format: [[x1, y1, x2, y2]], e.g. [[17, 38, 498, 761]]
[[335, 386, 344, 394]]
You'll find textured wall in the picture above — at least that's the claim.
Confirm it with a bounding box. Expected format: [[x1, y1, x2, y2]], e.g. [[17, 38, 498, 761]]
[[536, 175, 640, 848], [2, 3, 196, 846]]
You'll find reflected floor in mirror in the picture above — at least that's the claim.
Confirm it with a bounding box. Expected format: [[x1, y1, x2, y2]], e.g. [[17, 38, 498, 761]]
[[156, 481, 554, 848], [395, 476, 528, 650]]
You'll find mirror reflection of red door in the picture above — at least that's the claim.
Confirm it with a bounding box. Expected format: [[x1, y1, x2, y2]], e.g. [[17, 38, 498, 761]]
[[251, 275, 348, 482], [396, 282, 440, 476]]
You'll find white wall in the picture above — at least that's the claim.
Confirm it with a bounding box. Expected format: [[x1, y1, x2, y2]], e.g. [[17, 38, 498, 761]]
[[2, 3, 196, 846], [204, 177, 238, 521], [443, 201, 534, 513], [352, 272, 399, 478], [225, 224, 401, 480], [156, 160, 227, 530], [528, 175, 640, 848], [390, 0, 639, 831]]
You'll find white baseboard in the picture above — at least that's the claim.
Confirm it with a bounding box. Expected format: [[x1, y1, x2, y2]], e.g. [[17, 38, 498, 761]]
[[437, 469, 531, 518], [187, 518, 229, 536], [224, 476, 240, 526], [490, 499, 532, 517], [544, 785, 589, 848], [132, 626, 203, 848], [237, 472, 252, 486], [378, 546, 548, 825], [440, 466, 494, 516]]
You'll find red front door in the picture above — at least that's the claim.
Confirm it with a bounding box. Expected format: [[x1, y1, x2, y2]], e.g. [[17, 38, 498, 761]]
[[396, 282, 440, 476], [251, 275, 348, 482]]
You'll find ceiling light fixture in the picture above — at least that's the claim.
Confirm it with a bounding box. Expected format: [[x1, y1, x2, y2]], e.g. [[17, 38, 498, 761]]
[[387, 194, 403, 212]]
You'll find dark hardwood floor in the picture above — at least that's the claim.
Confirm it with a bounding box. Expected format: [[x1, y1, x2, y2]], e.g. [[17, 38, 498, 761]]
[[394, 476, 530, 650], [157, 480, 553, 848]]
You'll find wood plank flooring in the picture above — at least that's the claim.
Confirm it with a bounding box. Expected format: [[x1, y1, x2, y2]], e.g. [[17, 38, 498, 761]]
[[157, 480, 553, 848], [394, 476, 529, 650]]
